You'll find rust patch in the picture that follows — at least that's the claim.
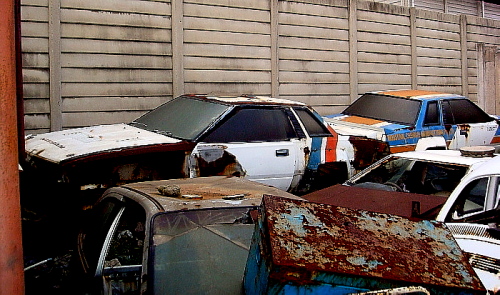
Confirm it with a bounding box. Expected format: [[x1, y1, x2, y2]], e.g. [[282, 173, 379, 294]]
[[379, 90, 445, 98], [349, 136, 390, 170], [259, 195, 485, 292], [195, 145, 246, 177], [342, 116, 384, 125]]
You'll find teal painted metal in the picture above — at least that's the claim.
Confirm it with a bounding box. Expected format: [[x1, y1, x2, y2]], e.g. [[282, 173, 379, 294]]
[[244, 195, 486, 294]]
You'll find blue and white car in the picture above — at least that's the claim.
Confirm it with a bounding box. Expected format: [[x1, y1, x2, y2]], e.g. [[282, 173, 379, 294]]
[[325, 89, 500, 178]]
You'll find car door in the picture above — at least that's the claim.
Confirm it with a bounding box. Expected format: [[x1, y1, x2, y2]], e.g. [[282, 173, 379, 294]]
[[192, 107, 307, 191], [441, 99, 498, 149], [77, 196, 146, 295]]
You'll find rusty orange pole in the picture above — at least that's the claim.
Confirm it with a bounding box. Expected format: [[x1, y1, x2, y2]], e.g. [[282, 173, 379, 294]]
[[0, 0, 25, 293]]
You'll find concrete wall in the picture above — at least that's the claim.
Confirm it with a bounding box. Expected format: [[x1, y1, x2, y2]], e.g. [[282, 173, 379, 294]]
[[20, 0, 500, 134]]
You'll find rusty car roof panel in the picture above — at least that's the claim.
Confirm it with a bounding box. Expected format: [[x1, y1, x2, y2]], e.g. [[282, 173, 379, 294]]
[[121, 176, 302, 212], [259, 195, 485, 292], [375, 89, 457, 100]]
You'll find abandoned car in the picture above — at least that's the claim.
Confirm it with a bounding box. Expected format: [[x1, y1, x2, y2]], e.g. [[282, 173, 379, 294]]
[[303, 147, 500, 293], [23, 94, 341, 196], [74, 176, 301, 295], [325, 89, 500, 178]]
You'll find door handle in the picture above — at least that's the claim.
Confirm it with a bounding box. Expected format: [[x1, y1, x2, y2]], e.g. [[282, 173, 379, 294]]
[[276, 149, 289, 157]]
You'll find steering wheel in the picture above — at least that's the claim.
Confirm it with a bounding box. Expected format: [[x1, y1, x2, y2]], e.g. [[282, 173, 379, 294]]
[[384, 181, 403, 192]]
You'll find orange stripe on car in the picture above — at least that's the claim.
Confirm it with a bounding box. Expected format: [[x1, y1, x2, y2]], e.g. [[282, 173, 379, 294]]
[[379, 90, 445, 98], [342, 116, 384, 125], [490, 136, 500, 144], [389, 145, 416, 153]]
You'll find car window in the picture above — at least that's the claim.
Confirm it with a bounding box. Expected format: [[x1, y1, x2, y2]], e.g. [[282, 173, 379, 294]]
[[424, 101, 439, 126], [202, 107, 297, 143], [449, 177, 489, 220], [78, 197, 124, 274], [150, 207, 257, 295], [342, 93, 421, 126], [350, 157, 468, 196], [293, 107, 332, 137], [104, 202, 146, 268], [131, 96, 230, 140], [441, 99, 493, 125]]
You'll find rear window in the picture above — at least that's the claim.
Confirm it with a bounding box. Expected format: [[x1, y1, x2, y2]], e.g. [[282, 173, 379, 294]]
[[343, 93, 421, 126], [442, 99, 493, 124]]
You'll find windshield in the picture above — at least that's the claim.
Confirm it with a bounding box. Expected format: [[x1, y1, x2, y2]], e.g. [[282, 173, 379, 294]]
[[150, 207, 258, 295], [130, 96, 231, 140], [348, 156, 469, 197], [343, 93, 421, 126]]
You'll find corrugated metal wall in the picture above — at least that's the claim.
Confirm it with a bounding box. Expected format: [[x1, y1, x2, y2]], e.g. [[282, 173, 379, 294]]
[[21, 0, 500, 134]]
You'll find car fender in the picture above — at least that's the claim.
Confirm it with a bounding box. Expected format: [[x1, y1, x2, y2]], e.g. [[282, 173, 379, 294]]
[[415, 136, 447, 151]]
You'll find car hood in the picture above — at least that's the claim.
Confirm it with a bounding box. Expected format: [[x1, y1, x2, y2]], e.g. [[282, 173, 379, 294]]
[[325, 114, 410, 140], [25, 123, 184, 164]]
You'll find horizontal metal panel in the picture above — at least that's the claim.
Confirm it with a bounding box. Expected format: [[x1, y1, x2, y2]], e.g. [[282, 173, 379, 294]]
[[417, 66, 462, 77], [358, 41, 412, 55], [184, 2, 269, 22], [183, 82, 271, 95], [21, 22, 49, 38], [62, 96, 167, 112], [416, 18, 460, 32], [358, 52, 412, 64], [61, 23, 170, 42], [358, 19, 410, 35], [61, 0, 171, 16], [417, 75, 462, 85], [279, 24, 348, 40], [279, 48, 350, 62], [358, 9, 410, 26], [448, 0, 478, 16], [61, 111, 146, 128], [416, 46, 461, 58], [185, 70, 270, 83], [22, 53, 49, 68], [279, 71, 349, 83], [279, 13, 348, 29], [60, 54, 172, 69], [416, 36, 461, 50], [280, 36, 349, 51], [61, 68, 172, 83], [358, 31, 411, 45], [184, 56, 271, 71], [415, 27, 460, 41], [279, 1, 347, 18], [358, 72, 411, 84], [280, 83, 350, 96], [417, 56, 462, 67], [184, 43, 270, 59], [61, 82, 172, 97], [184, 17, 270, 34], [279, 60, 349, 73], [21, 38, 49, 53], [24, 114, 50, 130], [61, 39, 171, 55], [186, 0, 268, 10], [23, 69, 49, 83], [21, 5, 48, 22], [23, 83, 49, 99], [358, 62, 411, 74], [24, 98, 50, 114], [184, 30, 270, 46], [61, 8, 171, 29]]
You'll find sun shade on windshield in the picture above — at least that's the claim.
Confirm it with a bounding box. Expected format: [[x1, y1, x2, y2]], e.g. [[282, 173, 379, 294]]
[[131, 96, 230, 140], [343, 93, 421, 126]]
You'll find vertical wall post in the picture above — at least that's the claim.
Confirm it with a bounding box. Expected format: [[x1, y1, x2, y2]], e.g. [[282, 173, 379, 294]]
[[172, 0, 184, 98], [271, 0, 279, 98], [410, 7, 417, 89], [460, 15, 469, 98], [0, 0, 25, 293], [348, 0, 358, 103], [49, 0, 62, 131]]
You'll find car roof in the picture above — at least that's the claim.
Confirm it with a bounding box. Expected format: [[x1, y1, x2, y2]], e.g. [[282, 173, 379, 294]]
[[183, 94, 306, 106], [370, 89, 461, 100], [457, 154, 500, 180], [388, 149, 496, 167], [116, 176, 302, 213]]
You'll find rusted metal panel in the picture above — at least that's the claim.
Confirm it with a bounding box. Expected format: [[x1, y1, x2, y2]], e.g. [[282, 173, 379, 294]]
[[302, 184, 445, 220], [245, 195, 485, 294]]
